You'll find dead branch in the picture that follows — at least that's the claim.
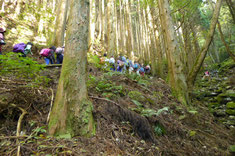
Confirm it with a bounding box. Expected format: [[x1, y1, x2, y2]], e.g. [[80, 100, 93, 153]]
[[0, 136, 28, 139], [10, 104, 27, 156], [47, 88, 54, 123]]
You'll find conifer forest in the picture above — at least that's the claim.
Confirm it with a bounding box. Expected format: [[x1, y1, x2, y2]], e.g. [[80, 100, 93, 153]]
[[0, 0, 235, 155]]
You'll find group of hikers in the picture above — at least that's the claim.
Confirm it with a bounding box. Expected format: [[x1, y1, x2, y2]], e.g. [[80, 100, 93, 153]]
[[0, 27, 64, 65], [39, 46, 64, 65], [99, 53, 151, 76]]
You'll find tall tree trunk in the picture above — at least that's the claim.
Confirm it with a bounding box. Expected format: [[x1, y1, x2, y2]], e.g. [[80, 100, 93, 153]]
[[48, 0, 95, 138], [187, 0, 222, 90], [53, 0, 67, 46], [88, 0, 96, 52], [158, 0, 189, 105], [226, 0, 235, 24], [217, 21, 235, 61]]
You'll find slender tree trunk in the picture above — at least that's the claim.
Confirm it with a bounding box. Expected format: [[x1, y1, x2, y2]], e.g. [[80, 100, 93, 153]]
[[88, 0, 96, 52], [53, 0, 67, 46], [226, 0, 235, 24], [48, 0, 95, 137], [187, 0, 222, 90], [217, 21, 235, 61], [158, 0, 189, 105]]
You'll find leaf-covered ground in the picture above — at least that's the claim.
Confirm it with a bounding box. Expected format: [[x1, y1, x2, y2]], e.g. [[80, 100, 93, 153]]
[[0, 65, 234, 155]]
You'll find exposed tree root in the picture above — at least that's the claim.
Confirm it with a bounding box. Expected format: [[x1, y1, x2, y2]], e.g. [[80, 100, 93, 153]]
[[10, 104, 27, 156], [47, 88, 54, 123], [90, 96, 156, 142]]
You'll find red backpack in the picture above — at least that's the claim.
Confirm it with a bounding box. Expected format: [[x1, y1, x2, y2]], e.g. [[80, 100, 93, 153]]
[[40, 48, 51, 57]]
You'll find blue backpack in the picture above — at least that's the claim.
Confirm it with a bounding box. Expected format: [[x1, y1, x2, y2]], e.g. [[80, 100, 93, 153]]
[[134, 63, 139, 69]]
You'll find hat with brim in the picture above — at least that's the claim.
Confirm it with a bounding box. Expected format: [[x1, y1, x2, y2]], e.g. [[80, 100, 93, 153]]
[[0, 28, 6, 33]]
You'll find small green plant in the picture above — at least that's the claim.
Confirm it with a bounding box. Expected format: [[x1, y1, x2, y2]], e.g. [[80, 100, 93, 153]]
[[154, 123, 166, 136], [0, 52, 49, 86]]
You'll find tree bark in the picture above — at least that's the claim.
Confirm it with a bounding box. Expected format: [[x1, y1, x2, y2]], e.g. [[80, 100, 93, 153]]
[[48, 0, 95, 138], [217, 21, 235, 62], [158, 0, 189, 105], [225, 0, 235, 24], [53, 0, 68, 46], [187, 0, 222, 90]]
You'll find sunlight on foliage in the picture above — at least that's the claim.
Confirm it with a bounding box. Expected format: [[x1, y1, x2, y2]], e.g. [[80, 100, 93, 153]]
[[0, 52, 49, 86]]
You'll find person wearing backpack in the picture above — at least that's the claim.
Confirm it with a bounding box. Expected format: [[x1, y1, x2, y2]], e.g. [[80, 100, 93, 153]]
[[117, 59, 124, 72], [145, 65, 151, 75], [13, 42, 33, 57], [109, 56, 116, 71], [40, 46, 56, 65], [0, 28, 6, 55], [55, 47, 64, 64], [133, 62, 139, 72]]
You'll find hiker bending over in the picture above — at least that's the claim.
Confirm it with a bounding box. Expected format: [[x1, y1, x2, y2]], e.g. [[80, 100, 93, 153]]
[[13, 42, 33, 57], [202, 70, 211, 81], [55, 47, 64, 64], [40, 46, 56, 65], [145, 65, 151, 75], [0, 28, 6, 55]]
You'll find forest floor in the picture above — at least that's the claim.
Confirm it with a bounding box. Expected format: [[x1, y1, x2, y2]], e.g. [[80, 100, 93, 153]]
[[1, 10, 235, 155], [0, 62, 234, 155]]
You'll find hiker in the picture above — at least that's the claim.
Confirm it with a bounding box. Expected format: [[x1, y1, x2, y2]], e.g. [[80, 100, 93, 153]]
[[133, 62, 139, 72], [139, 66, 145, 76], [0, 28, 6, 55], [40, 46, 56, 65], [55, 47, 64, 64], [126, 58, 134, 74], [13, 42, 33, 57], [202, 70, 211, 81], [117, 59, 124, 72], [145, 65, 151, 75], [109, 56, 116, 71], [100, 53, 108, 65]]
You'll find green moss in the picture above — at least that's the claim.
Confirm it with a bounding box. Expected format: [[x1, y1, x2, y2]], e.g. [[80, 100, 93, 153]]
[[229, 145, 235, 153], [226, 102, 235, 109], [226, 109, 235, 115], [128, 91, 146, 102]]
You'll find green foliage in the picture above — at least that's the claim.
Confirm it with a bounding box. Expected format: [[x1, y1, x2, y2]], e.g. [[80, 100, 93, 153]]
[[189, 130, 196, 137], [141, 107, 169, 117], [128, 91, 146, 102], [92, 77, 125, 97], [96, 80, 125, 95], [87, 53, 102, 68], [0, 52, 49, 86], [33, 126, 47, 135], [154, 123, 166, 136], [229, 145, 235, 152]]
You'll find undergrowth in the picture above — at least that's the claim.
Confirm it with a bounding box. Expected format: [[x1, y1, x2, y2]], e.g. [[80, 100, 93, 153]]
[[0, 52, 50, 87]]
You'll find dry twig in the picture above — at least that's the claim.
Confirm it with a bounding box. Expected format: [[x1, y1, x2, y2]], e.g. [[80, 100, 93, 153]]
[[10, 104, 27, 156], [47, 88, 54, 123]]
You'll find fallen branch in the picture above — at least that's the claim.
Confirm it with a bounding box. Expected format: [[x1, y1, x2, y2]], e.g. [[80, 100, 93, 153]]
[[0, 136, 28, 139], [47, 88, 54, 123], [10, 104, 27, 156]]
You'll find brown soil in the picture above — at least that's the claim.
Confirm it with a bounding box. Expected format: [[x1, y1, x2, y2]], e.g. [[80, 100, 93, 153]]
[[0, 66, 234, 156]]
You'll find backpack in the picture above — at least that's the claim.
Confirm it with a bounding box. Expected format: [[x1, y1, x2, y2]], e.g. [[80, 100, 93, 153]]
[[109, 58, 115, 64], [40, 48, 51, 57], [119, 61, 124, 68], [55, 47, 63, 54], [139, 67, 145, 73], [99, 57, 106, 65], [134, 63, 139, 69], [13, 43, 26, 53]]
